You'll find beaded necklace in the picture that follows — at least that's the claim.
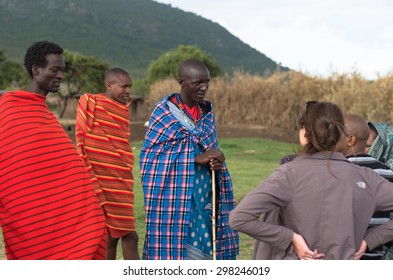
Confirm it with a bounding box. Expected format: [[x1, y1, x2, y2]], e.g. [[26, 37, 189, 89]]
[[173, 93, 203, 123]]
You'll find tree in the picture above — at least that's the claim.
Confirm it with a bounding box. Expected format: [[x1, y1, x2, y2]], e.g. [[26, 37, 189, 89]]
[[58, 50, 109, 118], [0, 49, 28, 89], [147, 45, 221, 84]]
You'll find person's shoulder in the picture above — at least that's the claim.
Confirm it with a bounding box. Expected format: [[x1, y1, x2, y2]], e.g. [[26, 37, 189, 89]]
[[370, 121, 393, 135], [81, 93, 108, 103], [371, 159, 392, 170], [147, 95, 172, 120], [155, 94, 172, 108], [349, 161, 389, 180], [279, 154, 297, 165], [0, 89, 9, 99], [278, 155, 311, 173], [0, 90, 21, 101], [77, 93, 92, 101], [281, 152, 349, 168], [0, 90, 6, 103], [81, 93, 97, 98], [1, 89, 18, 95], [200, 99, 213, 113]]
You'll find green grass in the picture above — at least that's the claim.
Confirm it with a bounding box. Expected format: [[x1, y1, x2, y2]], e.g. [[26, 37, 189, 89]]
[[220, 138, 297, 259], [0, 138, 296, 260]]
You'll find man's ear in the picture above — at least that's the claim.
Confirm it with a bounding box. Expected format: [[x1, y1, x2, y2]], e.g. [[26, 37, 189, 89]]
[[31, 64, 39, 76], [105, 81, 111, 91], [347, 135, 356, 147], [177, 78, 183, 86]]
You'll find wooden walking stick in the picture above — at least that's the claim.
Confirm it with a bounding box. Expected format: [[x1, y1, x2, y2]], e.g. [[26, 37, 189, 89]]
[[212, 170, 217, 260]]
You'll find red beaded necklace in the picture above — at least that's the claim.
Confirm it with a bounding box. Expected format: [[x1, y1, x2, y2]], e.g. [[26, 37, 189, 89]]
[[172, 93, 203, 123]]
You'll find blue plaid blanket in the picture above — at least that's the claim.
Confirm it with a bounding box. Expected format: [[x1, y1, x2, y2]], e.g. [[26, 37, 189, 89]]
[[140, 93, 239, 260]]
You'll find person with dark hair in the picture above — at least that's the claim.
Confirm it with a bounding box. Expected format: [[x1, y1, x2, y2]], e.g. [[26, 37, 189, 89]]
[[23, 40, 63, 79], [76, 67, 139, 260], [140, 58, 239, 260], [344, 114, 393, 181], [0, 41, 106, 259], [343, 114, 393, 259], [229, 101, 393, 260]]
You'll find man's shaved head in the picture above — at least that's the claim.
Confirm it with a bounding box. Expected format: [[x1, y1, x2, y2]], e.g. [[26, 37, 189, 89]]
[[105, 67, 130, 85], [343, 114, 370, 155], [178, 59, 209, 79], [344, 114, 370, 142]]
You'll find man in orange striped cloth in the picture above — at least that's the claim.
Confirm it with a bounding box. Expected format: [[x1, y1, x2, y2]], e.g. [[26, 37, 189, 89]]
[[0, 41, 107, 259], [76, 68, 139, 260]]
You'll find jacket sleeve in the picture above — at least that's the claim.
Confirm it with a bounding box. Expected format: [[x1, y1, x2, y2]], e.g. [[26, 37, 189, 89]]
[[363, 172, 393, 250], [229, 168, 294, 251]]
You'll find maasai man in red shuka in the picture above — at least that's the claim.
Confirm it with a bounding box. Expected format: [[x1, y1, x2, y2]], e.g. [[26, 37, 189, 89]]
[[0, 41, 106, 260], [75, 68, 139, 260]]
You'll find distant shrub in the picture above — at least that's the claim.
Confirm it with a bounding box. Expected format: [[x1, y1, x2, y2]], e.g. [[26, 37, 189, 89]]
[[146, 45, 221, 84], [146, 70, 393, 131]]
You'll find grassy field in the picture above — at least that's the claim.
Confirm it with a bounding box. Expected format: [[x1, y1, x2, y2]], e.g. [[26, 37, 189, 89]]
[[0, 137, 296, 260]]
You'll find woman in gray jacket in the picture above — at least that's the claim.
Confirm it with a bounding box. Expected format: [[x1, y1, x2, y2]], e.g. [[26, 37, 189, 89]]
[[229, 101, 393, 260]]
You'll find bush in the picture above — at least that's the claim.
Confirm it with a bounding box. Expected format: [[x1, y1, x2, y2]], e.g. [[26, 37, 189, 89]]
[[146, 70, 393, 131]]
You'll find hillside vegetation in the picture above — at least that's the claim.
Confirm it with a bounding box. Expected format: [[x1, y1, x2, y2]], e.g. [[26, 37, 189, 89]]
[[0, 0, 286, 78]]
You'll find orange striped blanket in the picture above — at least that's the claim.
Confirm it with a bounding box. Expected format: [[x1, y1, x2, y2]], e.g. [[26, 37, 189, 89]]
[[0, 90, 106, 259], [76, 93, 135, 236]]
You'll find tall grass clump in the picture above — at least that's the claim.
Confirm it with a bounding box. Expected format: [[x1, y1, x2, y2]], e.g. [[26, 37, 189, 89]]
[[146, 70, 393, 131]]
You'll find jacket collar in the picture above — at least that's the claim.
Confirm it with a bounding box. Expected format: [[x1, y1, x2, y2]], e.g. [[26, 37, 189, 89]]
[[298, 151, 349, 162]]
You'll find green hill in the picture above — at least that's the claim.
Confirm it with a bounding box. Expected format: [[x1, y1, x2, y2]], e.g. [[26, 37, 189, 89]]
[[0, 0, 288, 78]]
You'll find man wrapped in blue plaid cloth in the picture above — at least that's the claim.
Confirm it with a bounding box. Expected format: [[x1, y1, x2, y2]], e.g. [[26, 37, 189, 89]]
[[140, 59, 239, 260]]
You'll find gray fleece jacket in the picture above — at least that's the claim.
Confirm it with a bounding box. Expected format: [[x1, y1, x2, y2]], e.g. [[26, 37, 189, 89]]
[[229, 152, 393, 259]]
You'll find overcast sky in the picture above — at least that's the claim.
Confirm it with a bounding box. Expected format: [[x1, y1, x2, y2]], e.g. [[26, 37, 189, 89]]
[[154, 0, 393, 79]]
